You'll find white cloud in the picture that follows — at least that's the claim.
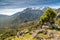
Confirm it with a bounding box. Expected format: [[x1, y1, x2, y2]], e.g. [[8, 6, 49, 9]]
[[48, 6, 60, 9], [0, 8, 26, 15]]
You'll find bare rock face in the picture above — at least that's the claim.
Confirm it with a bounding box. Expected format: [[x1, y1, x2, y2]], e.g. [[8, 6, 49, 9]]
[[16, 27, 60, 40], [17, 31, 25, 37], [42, 23, 58, 29], [47, 30, 60, 40], [35, 36, 43, 40], [42, 25, 49, 29], [16, 30, 31, 38]]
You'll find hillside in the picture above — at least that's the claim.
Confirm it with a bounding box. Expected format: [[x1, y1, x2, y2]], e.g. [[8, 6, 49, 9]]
[[4, 27, 60, 40], [0, 20, 60, 40], [0, 14, 9, 23]]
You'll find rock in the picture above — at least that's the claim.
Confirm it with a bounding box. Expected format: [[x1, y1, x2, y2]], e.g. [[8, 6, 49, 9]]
[[43, 30, 47, 34], [35, 36, 43, 40], [38, 30, 43, 33], [54, 35, 60, 40], [17, 31, 25, 37], [42, 25, 49, 29]]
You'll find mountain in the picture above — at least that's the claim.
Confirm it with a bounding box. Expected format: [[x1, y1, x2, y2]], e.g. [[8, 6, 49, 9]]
[[11, 8, 43, 23], [0, 7, 51, 25], [0, 8, 44, 28], [0, 14, 10, 24]]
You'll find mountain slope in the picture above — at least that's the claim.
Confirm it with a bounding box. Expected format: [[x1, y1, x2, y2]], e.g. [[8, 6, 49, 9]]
[[11, 8, 43, 23]]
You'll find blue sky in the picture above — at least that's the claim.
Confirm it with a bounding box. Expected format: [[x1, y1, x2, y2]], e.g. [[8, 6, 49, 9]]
[[0, 0, 60, 15]]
